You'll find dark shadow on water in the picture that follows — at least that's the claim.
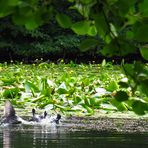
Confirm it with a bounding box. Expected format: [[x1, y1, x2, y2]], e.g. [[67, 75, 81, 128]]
[[0, 124, 148, 148]]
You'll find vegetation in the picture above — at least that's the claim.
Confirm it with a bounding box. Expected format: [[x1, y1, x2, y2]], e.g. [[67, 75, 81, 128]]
[[0, 17, 81, 60], [0, 0, 147, 59], [0, 61, 147, 115], [0, 1, 147, 116]]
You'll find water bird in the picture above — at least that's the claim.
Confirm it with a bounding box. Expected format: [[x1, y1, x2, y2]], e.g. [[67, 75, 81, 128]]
[[29, 108, 47, 122], [0, 101, 61, 125], [53, 114, 61, 124], [0, 100, 22, 124], [30, 109, 61, 124]]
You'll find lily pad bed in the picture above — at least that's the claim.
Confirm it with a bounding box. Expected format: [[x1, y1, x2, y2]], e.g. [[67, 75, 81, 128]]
[[61, 116, 148, 134]]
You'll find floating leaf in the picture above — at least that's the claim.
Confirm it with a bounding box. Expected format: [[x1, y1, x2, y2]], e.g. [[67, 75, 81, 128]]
[[3, 88, 20, 99], [24, 81, 39, 93], [1, 77, 16, 85], [106, 80, 119, 92], [57, 82, 68, 94]]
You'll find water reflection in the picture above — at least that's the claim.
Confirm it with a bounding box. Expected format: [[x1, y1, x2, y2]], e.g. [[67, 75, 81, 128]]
[[0, 125, 148, 148], [3, 128, 11, 148]]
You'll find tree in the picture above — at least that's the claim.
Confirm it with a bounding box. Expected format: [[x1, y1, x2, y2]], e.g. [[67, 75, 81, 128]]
[[0, 0, 147, 59]]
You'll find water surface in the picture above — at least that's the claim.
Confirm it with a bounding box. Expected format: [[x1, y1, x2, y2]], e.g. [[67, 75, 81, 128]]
[[0, 124, 147, 148]]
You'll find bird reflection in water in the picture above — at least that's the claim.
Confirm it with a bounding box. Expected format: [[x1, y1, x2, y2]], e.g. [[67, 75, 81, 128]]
[[3, 127, 12, 148]]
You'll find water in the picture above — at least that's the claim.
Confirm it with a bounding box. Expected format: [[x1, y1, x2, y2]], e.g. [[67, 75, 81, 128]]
[[0, 124, 148, 148]]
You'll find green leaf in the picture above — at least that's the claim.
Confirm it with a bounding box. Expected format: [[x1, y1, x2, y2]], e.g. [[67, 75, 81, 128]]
[[57, 82, 68, 94], [94, 14, 108, 38], [132, 100, 148, 115], [25, 81, 39, 93], [0, 6, 14, 18], [0, 0, 19, 17], [140, 47, 148, 60], [115, 0, 135, 15], [82, 104, 94, 114], [123, 64, 135, 78], [111, 98, 128, 111], [74, 95, 82, 104], [3, 88, 20, 99], [1, 77, 16, 85], [139, 79, 148, 96], [101, 42, 118, 57], [71, 21, 90, 35], [13, 8, 42, 30], [114, 90, 129, 102], [126, 31, 134, 40], [106, 80, 119, 91], [56, 13, 72, 28], [87, 25, 97, 36], [139, 0, 148, 17], [8, 0, 20, 6], [80, 0, 93, 4], [133, 23, 148, 42], [54, 104, 66, 110], [79, 38, 99, 52]]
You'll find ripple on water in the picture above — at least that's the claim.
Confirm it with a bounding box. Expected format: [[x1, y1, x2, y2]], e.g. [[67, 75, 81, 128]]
[[0, 124, 148, 148]]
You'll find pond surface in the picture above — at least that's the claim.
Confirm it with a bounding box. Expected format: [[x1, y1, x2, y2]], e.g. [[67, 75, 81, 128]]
[[0, 124, 148, 148]]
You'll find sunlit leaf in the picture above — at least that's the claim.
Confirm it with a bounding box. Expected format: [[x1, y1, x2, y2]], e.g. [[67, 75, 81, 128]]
[[57, 82, 68, 94], [71, 21, 90, 35], [1, 77, 16, 85], [82, 104, 94, 114], [111, 98, 128, 111], [24, 81, 39, 93], [3, 88, 20, 99], [106, 80, 119, 92], [87, 25, 97, 36]]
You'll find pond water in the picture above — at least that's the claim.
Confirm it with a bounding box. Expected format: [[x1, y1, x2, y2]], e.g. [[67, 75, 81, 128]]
[[0, 124, 147, 148]]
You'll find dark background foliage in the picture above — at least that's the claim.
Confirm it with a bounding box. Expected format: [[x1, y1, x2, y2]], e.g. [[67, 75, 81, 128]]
[[0, 0, 145, 63]]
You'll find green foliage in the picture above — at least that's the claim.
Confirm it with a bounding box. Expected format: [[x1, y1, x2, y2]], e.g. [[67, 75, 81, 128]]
[[67, 0, 148, 59], [3, 88, 20, 99], [0, 18, 81, 58], [0, 63, 115, 114], [0, 0, 147, 60], [0, 0, 148, 117], [0, 63, 147, 115]]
